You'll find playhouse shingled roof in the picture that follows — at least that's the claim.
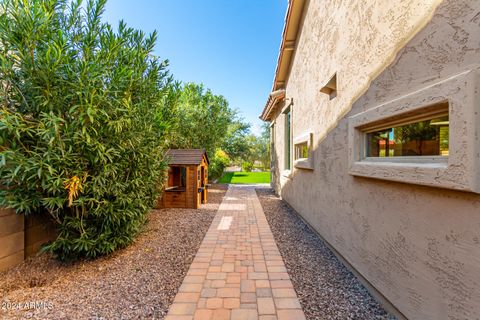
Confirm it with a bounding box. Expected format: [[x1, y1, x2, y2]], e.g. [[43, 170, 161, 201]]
[[166, 149, 209, 165]]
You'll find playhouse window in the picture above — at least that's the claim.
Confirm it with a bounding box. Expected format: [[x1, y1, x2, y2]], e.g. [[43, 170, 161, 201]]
[[168, 166, 187, 190]]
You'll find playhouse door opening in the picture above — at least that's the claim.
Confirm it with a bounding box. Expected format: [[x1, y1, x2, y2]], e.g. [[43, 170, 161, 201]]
[[201, 166, 206, 203]]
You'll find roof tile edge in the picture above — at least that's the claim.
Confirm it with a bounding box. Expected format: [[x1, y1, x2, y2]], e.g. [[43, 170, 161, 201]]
[[260, 0, 306, 122]]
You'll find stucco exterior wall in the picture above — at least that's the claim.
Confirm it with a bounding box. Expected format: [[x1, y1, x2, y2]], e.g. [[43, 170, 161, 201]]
[[270, 0, 480, 319]]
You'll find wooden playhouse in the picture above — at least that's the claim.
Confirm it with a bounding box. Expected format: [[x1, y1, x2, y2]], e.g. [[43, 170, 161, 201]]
[[157, 149, 209, 209]]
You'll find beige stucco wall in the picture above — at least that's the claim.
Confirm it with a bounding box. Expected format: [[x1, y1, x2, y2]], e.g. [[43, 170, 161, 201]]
[[270, 0, 480, 319]]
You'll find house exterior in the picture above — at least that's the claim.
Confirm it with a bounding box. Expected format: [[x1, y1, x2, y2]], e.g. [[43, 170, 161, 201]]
[[261, 0, 480, 319]]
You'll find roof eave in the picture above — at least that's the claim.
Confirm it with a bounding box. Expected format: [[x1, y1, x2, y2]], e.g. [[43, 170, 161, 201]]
[[260, 0, 306, 122], [259, 89, 286, 121]]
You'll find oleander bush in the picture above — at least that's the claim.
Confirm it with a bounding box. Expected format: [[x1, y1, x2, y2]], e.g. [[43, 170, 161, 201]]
[[0, 0, 169, 260]]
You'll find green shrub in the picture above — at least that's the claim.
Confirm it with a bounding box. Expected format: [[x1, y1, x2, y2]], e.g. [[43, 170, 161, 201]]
[[242, 161, 254, 172], [0, 0, 169, 260], [209, 149, 230, 180]]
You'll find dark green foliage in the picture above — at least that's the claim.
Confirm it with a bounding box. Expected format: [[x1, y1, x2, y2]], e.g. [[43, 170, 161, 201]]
[[167, 83, 233, 155], [161, 82, 250, 180], [0, 0, 169, 260], [222, 120, 251, 161]]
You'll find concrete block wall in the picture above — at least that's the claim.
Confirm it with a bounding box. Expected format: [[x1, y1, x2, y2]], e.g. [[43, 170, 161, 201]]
[[25, 214, 56, 258], [0, 209, 56, 272], [0, 208, 25, 271]]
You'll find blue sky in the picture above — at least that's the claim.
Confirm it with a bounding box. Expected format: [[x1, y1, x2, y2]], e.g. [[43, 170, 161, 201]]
[[102, 1, 288, 135]]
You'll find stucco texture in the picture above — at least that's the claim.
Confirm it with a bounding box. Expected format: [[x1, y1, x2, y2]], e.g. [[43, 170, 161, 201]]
[[270, 0, 480, 319]]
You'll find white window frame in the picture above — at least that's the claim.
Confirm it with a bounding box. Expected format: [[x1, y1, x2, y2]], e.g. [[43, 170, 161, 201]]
[[348, 69, 480, 193], [294, 132, 314, 170]]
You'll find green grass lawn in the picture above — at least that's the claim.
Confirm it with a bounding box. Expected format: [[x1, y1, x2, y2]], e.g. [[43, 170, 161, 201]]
[[218, 172, 270, 184]]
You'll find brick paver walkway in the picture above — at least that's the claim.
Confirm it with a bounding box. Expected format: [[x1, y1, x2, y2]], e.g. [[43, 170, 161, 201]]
[[165, 185, 306, 320]]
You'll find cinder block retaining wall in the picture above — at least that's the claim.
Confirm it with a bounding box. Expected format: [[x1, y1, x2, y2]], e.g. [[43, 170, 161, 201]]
[[0, 208, 56, 272], [0, 208, 24, 271]]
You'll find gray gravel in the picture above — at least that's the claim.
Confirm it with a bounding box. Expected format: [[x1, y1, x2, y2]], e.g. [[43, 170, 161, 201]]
[[0, 185, 227, 320], [256, 187, 397, 320]]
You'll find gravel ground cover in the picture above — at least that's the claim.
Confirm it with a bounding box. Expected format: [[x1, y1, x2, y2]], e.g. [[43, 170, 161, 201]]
[[256, 187, 396, 320], [0, 184, 227, 320]]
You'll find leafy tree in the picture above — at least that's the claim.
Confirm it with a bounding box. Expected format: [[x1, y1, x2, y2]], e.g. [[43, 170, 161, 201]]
[[156, 80, 182, 145], [233, 124, 270, 171], [222, 120, 251, 162], [0, 0, 169, 259], [165, 83, 231, 153], [162, 82, 251, 179], [395, 121, 439, 155], [257, 122, 270, 169]]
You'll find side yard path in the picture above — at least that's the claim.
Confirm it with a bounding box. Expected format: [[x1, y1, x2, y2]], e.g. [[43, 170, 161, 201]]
[[166, 185, 305, 320], [0, 185, 228, 320], [256, 188, 396, 320]]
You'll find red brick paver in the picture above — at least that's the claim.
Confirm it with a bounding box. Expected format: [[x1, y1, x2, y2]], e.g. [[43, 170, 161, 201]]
[[166, 185, 305, 320]]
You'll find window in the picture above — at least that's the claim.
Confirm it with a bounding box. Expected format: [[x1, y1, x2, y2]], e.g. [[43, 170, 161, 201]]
[[295, 142, 309, 159], [347, 69, 480, 193], [293, 132, 313, 170], [364, 106, 449, 158], [167, 166, 187, 191], [284, 108, 291, 170]]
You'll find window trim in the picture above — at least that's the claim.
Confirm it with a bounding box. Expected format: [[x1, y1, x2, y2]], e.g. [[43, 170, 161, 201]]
[[270, 121, 275, 170], [283, 106, 292, 172], [293, 132, 314, 170], [348, 69, 480, 193], [294, 141, 309, 160]]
